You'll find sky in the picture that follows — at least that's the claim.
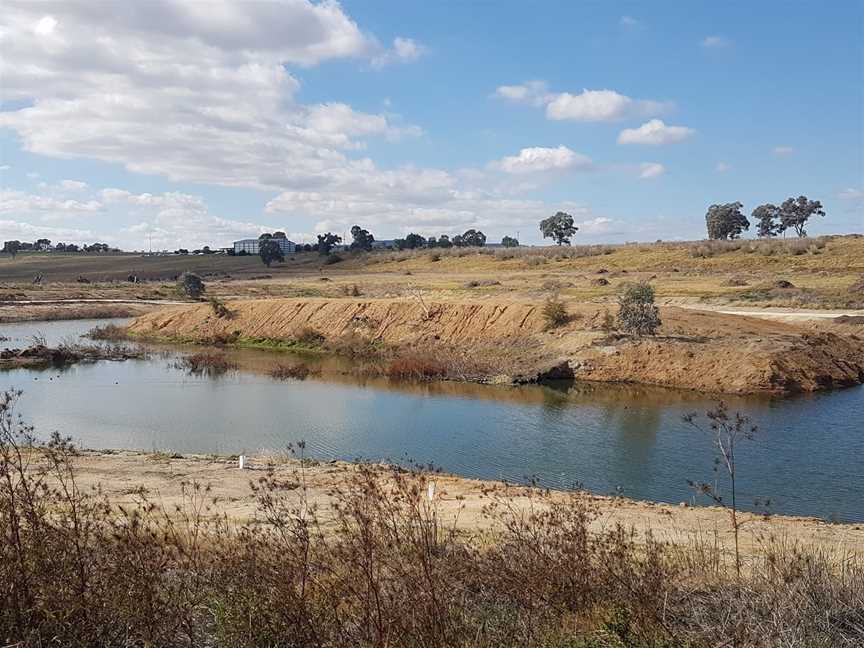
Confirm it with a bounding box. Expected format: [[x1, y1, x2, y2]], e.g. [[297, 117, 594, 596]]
[[0, 0, 862, 251]]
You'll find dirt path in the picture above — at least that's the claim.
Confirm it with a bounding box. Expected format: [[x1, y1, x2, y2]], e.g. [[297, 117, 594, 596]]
[[677, 304, 864, 322], [71, 451, 864, 561]]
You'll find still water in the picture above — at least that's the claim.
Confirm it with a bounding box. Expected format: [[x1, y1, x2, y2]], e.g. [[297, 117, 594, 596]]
[[1, 318, 862, 521]]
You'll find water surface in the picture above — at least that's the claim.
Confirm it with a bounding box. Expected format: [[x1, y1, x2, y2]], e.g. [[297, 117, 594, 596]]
[[2, 318, 862, 521]]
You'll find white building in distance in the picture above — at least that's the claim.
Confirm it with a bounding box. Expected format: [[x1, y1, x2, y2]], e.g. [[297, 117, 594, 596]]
[[233, 238, 296, 255]]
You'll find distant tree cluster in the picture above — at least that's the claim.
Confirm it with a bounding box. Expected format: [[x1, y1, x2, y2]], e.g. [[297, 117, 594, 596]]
[[2, 240, 113, 257], [705, 196, 825, 240], [393, 229, 487, 251]]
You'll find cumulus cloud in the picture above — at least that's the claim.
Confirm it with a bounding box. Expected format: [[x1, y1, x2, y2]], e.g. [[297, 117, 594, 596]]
[[59, 179, 88, 192], [620, 16, 640, 29], [702, 35, 731, 48], [0, 188, 102, 213], [372, 37, 426, 68], [837, 188, 864, 213], [0, 1, 423, 193], [617, 119, 695, 145], [715, 161, 731, 173], [638, 162, 665, 179], [772, 146, 795, 157], [491, 146, 592, 174], [493, 80, 552, 107], [496, 83, 672, 122]]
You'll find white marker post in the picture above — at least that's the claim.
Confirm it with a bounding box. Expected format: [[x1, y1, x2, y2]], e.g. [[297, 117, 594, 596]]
[[238, 455, 246, 470]]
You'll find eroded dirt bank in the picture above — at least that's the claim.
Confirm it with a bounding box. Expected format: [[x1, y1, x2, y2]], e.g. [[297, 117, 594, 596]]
[[70, 451, 864, 560], [127, 298, 864, 394]]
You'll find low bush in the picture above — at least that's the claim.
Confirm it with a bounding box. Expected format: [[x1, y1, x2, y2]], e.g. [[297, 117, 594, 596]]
[[295, 327, 326, 347], [542, 296, 569, 330], [176, 352, 237, 376], [208, 297, 234, 319], [86, 323, 129, 341], [617, 283, 661, 336], [386, 354, 447, 380], [270, 362, 318, 381], [177, 272, 205, 299]]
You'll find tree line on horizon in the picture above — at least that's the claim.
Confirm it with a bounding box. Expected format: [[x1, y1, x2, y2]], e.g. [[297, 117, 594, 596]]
[[705, 195, 826, 240], [0, 195, 830, 263]]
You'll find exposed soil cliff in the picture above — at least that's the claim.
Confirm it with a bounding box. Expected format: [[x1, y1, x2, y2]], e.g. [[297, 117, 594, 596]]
[[128, 298, 864, 395]]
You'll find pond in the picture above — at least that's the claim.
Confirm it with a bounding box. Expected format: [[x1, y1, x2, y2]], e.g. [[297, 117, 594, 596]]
[[1, 318, 862, 522]]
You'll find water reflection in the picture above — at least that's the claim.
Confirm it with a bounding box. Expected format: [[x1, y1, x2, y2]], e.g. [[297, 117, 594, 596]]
[[1, 317, 862, 521]]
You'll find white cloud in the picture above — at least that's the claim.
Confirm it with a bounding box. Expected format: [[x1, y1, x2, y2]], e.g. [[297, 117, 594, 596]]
[[715, 161, 731, 173], [33, 15, 58, 36], [838, 188, 864, 213], [702, 35, 731, 48], [617, 119, 695, 145], [0, 1, 423, 194], [492, 146, 592, 174], [639, 162, 665, 179], [0, 188, 102, 213], [547, 89, 635, 122], [0, 166, 10, 171], [773, 146, 795, 156], [59, 179, 88, 192], [496, 83, 672, 122], [372, 37, 426, 68], [620, 16, 640, 29], [493, 81, 551, 107], [0, 219, 95, 243]]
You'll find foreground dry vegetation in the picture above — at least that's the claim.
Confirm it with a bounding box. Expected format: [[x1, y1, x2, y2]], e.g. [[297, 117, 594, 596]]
[[1, 391, 862, 647]]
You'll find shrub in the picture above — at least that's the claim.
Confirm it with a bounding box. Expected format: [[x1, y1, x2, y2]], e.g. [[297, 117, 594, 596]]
[[270, 363, 318, 381], [86, 323, 129, 341], [542, 296, 569, 330], [617, 283, 661, 335], [177, 272, 205, 299], [323, 253, 342, 265], [208, 297, 234, 319], [176, 352, 237, 376], [386, 354, 447, 380], [295, 327, 325, 347]]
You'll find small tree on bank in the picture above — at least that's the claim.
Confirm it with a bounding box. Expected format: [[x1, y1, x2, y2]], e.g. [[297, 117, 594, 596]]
[[617, 282, 661, 335], [259, 239, 284, 267], [540, 211, 578, 246], [683, 403, 762, 578], [178, 272, 205, 299], [705, 202, 749, 240]]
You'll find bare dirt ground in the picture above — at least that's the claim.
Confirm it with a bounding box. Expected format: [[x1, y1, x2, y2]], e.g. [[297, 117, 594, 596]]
[[71, 450, 864, 561], [128, 297, 864, 394]]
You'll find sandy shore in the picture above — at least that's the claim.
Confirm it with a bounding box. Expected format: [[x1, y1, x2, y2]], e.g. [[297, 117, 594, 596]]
[[70, 450, 864, 560]]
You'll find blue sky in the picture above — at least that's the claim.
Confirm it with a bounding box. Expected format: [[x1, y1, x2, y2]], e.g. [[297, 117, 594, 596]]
[[1, 0, 861, 250]]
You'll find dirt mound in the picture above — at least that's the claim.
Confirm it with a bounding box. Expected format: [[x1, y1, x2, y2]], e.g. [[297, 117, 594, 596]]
[[129, 298, 864, 395], [129, 298, 548, 346]]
